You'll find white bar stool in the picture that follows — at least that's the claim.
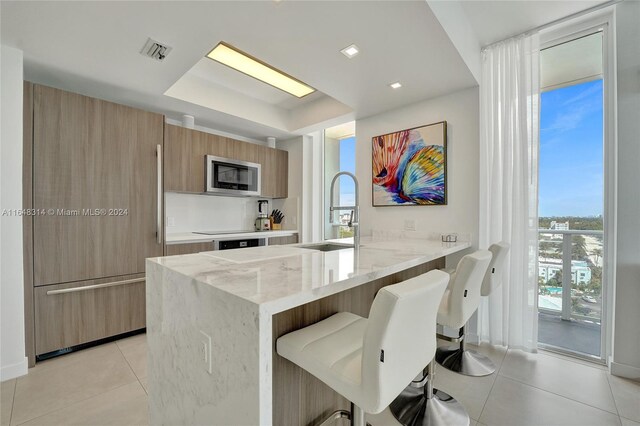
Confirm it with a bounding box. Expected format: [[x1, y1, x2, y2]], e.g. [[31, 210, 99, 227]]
[[276, 270, 450, 426], [436, 242, 509, 376], [390, 250, 492, 426]]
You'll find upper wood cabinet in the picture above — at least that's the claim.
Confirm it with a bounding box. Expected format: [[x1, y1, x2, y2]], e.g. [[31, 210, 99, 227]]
[[32, 85, 164, 286], [164, 124, 288, 198]]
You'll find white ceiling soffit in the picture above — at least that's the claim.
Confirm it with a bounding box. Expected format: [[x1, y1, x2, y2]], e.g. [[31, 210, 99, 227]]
[[165, 58, 353, 134], [0, 1, 476, 140], [458, 0, 608, 47], [426, 1, 482, 84], [541, 32, 603, 91], [325, 121, 356, 140]]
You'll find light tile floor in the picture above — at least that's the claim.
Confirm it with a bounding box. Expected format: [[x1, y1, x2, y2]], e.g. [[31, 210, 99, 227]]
[[0, 334, 638, 426]]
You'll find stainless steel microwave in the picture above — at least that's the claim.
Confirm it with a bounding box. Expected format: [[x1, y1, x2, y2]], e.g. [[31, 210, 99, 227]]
[[205, 155, 261, 196]]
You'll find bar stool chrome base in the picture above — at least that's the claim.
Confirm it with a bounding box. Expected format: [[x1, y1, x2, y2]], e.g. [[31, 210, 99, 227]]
[[390, 361, 469, 426], [435, 345, 496, 377], [390, 387, 469, 426]]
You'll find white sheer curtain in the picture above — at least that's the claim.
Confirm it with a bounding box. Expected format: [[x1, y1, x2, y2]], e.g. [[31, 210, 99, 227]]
[[477, 34, 540, 352]]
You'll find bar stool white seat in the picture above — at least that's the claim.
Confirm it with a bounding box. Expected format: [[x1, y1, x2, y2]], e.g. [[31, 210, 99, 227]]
[[277, 270, 450, 426], [390, 250, 492, 426], [436, 242, 509, 376]]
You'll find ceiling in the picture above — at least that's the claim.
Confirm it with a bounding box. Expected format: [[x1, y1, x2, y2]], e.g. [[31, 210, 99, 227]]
[[1, 1, 610, 141], [1, 1, 477, 141], [458, 0, 608, 47]]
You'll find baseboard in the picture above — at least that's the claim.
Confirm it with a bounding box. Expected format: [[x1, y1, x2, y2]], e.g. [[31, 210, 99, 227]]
[[610, 360, 640, 379], [0, 357, 28, 381]]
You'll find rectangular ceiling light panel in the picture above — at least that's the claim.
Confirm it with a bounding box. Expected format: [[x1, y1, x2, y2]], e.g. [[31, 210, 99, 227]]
[[206, 42, 315, 98]]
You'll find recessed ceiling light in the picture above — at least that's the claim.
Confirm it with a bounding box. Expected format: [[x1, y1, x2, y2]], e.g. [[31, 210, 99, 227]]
[[390, 81, 402, 89], [206, 42, 315, 98], [341, 44, 360, 58]]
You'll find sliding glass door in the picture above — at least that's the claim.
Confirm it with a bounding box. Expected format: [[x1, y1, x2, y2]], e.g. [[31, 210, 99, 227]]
[[537, 30, 608, 361]]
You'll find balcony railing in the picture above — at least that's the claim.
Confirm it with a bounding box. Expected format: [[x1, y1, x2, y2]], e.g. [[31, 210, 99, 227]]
[[537, 229, 604, 323]]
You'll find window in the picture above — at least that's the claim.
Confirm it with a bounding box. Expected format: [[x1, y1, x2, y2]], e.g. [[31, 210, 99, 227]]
[[323, 122, 356, 240], [537, 30, 606, 360]]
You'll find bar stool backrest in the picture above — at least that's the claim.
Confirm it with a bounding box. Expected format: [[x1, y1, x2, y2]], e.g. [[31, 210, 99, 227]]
[[360, 269, 449, 413], [439, 250, 493, 329], [480, 242, 510, 296]]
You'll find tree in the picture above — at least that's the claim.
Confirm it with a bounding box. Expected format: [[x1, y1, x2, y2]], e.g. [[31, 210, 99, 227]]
[[539, 241, 554, 252], [587, 266, 603, 296], [538, 216, 603, 231], [554, 269, 563, 284], [572, 236, 588, 261]]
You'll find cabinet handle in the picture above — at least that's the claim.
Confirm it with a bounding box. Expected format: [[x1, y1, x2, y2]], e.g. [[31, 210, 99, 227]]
[[46, 278, 145, 295], [156, 144, 163, 244]]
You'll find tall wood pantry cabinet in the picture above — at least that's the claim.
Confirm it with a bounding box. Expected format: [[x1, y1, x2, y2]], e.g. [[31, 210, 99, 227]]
[[24, 83, 163, 362]]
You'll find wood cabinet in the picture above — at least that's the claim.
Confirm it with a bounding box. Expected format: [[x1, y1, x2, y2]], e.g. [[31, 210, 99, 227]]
[[164, 124, 288, 198], [165, 242, 214, 256], [34, 274, 146, 355], [32, 85, 164, 286], [268, 235, 298, 245], [275, 149, 289, 198]]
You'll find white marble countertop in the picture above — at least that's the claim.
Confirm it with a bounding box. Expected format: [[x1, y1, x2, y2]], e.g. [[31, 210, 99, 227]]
[[165, 229, 299, 244], [149, 236, 470, 314]]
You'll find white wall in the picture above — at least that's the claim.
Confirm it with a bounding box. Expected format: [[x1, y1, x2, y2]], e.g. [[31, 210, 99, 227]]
[[0, 45, 27, 380], [298, 132, 324, 243], [274, 137, 303, 233], [356, 87, 480, 267], [611, 0, 640, 379], [323, 136, 340, 239], [275, 132, 323, 243]]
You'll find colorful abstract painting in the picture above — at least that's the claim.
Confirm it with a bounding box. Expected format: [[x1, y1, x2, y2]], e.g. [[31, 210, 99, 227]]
[[372, 121, 447, 206]]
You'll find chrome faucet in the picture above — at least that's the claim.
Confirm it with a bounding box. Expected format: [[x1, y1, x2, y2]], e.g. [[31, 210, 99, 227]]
[[329, 171, 360, 249]]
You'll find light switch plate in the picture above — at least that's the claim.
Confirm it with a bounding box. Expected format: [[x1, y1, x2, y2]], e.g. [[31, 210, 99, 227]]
[[167, 216, 176, 227]]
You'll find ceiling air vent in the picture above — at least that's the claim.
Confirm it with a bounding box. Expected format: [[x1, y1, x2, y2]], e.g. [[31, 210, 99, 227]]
[[140, 38, 172, 62]]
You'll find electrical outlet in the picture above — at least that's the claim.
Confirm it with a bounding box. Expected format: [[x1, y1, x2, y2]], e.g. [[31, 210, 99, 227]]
[[199, 330, 212, 374], [404, 219, 416, 231], [292, 216, 297, 226], [167, 216, 176, 227]]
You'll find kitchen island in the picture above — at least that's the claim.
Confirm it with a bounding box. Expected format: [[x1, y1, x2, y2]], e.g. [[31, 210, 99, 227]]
[[146, 236, 470, 425]]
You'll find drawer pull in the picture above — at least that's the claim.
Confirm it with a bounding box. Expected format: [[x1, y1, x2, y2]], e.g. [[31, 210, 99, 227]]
[[156, 143, 163, 245], [46, 278, 145, 295]]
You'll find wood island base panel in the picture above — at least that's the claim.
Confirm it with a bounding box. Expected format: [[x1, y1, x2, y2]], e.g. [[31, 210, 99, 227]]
[[145, 237, 469, 425]]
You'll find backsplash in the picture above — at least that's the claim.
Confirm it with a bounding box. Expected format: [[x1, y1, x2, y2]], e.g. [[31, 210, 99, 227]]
[[165, 193, 300, 234], [165, 192, 257, 233]]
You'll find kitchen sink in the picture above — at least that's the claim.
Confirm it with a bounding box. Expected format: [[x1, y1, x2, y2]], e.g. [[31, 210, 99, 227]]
[[298, 243, 354, 252]]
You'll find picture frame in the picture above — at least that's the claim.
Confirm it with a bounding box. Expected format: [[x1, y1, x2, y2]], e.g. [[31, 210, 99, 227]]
[[371, 121, 447, 206]]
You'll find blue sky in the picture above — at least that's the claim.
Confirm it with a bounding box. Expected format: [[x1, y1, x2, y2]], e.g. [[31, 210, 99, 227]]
[[539, 79, 603, 217], [338, 136, 356, 205]]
